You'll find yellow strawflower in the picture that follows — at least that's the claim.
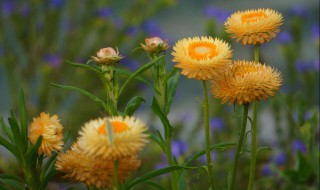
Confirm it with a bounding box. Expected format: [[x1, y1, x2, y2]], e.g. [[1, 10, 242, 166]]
[[211, 60, 282, 105]]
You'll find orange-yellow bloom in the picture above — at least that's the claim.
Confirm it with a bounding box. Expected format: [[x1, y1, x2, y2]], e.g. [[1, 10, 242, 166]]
[[172, 36, 232, 80], [77, 116, 148, 160], [211, 60, 282, 105], [56, 143, 140, 188], [225, 8, 283, 45], [28, 112, 63, 157]]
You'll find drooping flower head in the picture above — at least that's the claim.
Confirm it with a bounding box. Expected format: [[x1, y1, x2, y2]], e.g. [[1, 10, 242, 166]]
[[141, 37, 170, 55], [56, 143, 140, 188], [225, 8, 283, 45], [28, 112, 64, 157], [211, 60, 282, 105], [172, 36, 232, 80], [77, 116, 149, 160], [91, 47, 123, 65]]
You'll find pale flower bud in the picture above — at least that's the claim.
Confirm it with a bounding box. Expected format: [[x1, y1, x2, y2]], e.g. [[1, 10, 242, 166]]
[[141, 37, 170, 54], [92, 47, 123, 65]]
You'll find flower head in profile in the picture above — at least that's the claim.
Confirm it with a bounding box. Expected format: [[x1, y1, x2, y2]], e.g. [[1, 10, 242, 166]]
[[225, 8, 283, 45], [172, 36, 232, 80], [77, 116, 148, 160], [28, 112, 63, 157], [92, 47, 123, 65], [141, 37, 169, 55], [56, 143, 140, 188], [211, 60, 282, 105]]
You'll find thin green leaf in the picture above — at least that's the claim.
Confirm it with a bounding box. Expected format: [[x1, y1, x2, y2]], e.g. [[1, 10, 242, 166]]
[[106, 120, 113, 144], [118, 55, 164, 98], [0, 174, 23, 182], [148, 131, 165, 152], [51, 84, 109, 112], [151, 98, 173, 137], [165, 71, 180, 114], [39, 170, 58, 190], [8, 113, 25, 154], [26, 136, 42, 171], [19, 90, 28, 150], [0, 179, 25, 190], [256, 146, 272, 156], [127, 166, 196, 188], [0, 116, 14, 143], [0, 136, 18, 158], [183, 142, 237, 167], [143, 181, 166, 190], [0, 184, 9, 190], [115, 68, 153, 88], [65, 60, 108, 86], [124, 96, 145, 116], [163, 67, 179, 85], [40, 152, 58, 182]]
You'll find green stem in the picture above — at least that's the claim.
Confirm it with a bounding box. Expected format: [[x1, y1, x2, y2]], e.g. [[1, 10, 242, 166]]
[[165, 136, 179, 190], [247, 44, 260, 190], [113, 160, 119, 190], [229, 104, 249, 190], [202, 80, 216, 190]]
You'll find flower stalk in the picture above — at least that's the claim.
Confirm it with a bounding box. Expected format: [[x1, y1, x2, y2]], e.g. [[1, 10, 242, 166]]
[[247, 44, 260, 190], [202, 80, 216, 190], [229, 103, 249, 190]]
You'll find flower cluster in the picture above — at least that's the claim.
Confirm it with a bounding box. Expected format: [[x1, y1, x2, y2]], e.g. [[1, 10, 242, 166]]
[[55, 116, 148, 188], [172, 8, 283, 105]]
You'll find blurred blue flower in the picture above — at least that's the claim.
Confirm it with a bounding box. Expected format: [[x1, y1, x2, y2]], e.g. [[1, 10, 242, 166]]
[[121, 57, 140, 70], [210, 117, 225, 131], [204, 5, 230, 23], [295, 60, 318, 73], [292, 140, 307, 153], [313, 59, 319, 71], [141, 20, 163, 37], [96, 7, 112, 19], [43, 53, 62, 68], [1, 1, 15, 16], [277, 31, 292, 44], [19, 4, 30, 17], [49, 0, 64, 8], [125, 26, 139, 37], [312, 24, 319, 38], [261, 164, 273, 176], [274, 152, 286, 166], [112, 18, 123, 29], [171, 140, 188, 158], [290, 5, 308, 17]]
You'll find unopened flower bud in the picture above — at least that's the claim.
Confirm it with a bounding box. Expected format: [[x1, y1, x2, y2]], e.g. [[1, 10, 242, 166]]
[[141, 37, 169, 54], [92, 47, 123, 65]]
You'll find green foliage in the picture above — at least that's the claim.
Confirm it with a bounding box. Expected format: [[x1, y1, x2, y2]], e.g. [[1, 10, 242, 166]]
[[124, 96, 146, 116]]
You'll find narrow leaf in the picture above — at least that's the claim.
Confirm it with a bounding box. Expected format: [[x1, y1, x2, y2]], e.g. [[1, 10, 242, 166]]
[[127, 166, 194, 188], [26, 136, 42, 171], [183, 142, 237, 166], [163, 67, 179, 85], [124, 96, 145, 116], [19, 90, 28, 150], [118, 55, 164, 98], [0, 116, 14, 143], [0, 179, 25, 190], [165, 71, 180, 114], [143, 181, 166, 190], [8, 113, 25, 154], [115, 68, 153, 87], [148, 131, 165, 152], [65, 60, 108, 85], [151, 98, 173, 137], [51, 84, 109, 112], [0, 136, 17, 158], [106, 120, 113, 144]]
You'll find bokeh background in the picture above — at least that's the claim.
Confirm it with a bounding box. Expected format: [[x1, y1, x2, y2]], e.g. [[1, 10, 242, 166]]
[[0, 0, 319, 189]]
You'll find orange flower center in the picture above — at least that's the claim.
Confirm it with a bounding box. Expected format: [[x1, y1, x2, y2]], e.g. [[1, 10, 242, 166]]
[[188, 42, 218, 60], [234, 67, 258, 77], [241, 12, 267, 23], [98, 121, 129, 134]]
